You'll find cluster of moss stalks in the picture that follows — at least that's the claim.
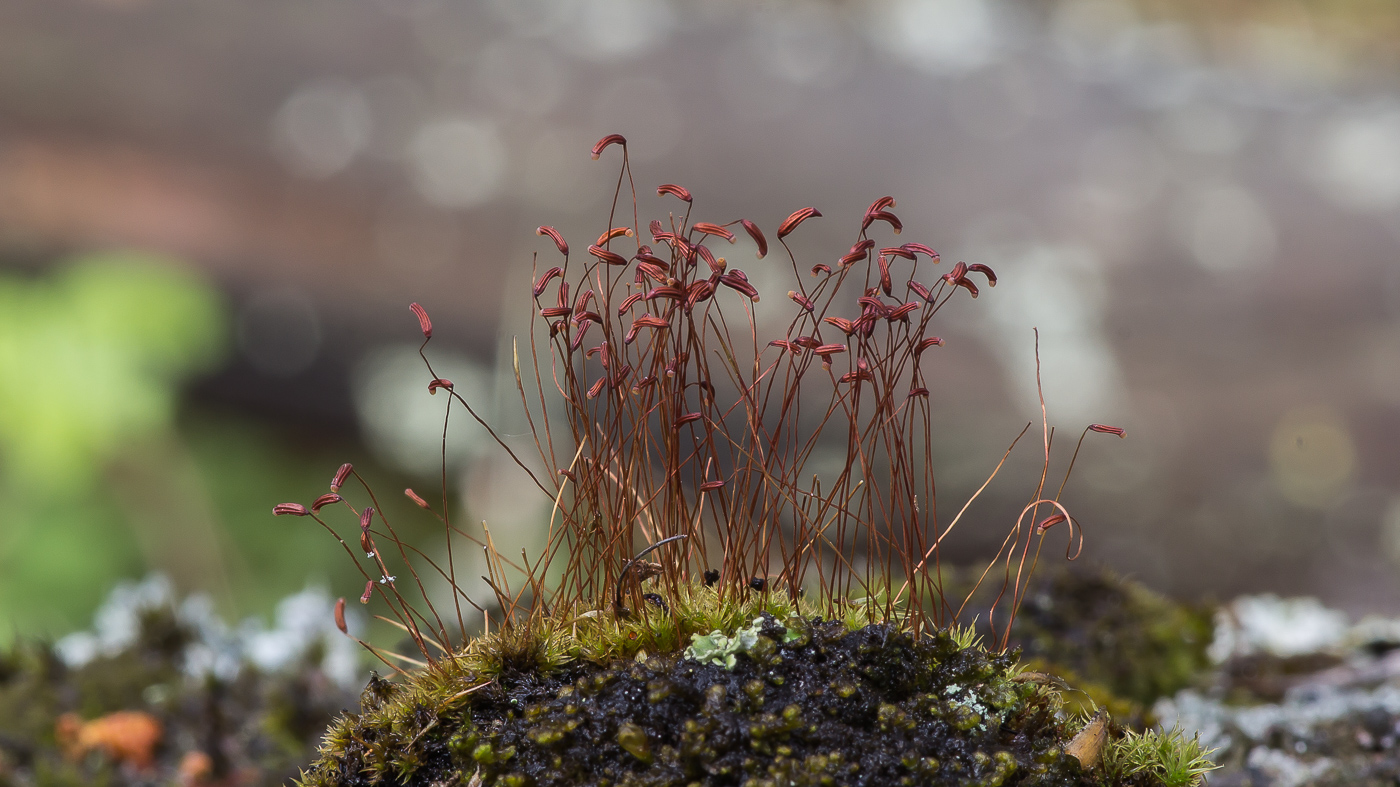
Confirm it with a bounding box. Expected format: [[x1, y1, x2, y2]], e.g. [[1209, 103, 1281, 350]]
[[299, 584, 1215, 787]]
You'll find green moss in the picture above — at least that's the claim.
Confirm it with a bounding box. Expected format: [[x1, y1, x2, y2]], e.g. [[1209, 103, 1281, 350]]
[[298, 589, 1121, 787], [1008, 569, 1214, 726], [292, 573, 1219, 787], [1098, 726, 1218, 787]]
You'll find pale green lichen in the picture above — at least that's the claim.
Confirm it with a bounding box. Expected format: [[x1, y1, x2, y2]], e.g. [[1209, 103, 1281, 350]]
[[683, 618, 762, 669], [683, 615, 806, 669]]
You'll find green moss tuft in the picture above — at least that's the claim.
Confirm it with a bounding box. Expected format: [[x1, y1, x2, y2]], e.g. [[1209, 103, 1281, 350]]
[[1098, 726, 1218, 787]]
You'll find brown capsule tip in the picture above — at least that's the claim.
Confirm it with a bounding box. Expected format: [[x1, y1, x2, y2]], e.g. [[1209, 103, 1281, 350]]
[[311, 493, 342, 512], [863, 210, 903, 234], [536, 226, 569, 256], [916, 337, 945, 355], [533, 266, 564, 297], [360, 580, 374, 604], [787, 291, 814, 312], [591, 133, 626, 159], [866, 196, 896, 216], [739, 219, 767, 258], [428, 378, 454, 394], [718, 271, 758, 300], [359, 507, 374, 531], [273, 503, 310, 516], [1036, 513, 1068, 533], [587, 244, 629, 265], [967, 263, 998, 286], [596, 226, 634, 246], [822, 317, 855, 335], [405, 488, 431, 509], [409, 302, 432, 339], [903, 243, 939, 260], [777, 207, 822, 238], [886, 302, 918, 321], [334, 598, 348, 634], [657, 183, 693, 203], [331, 462, 353, 491], [675, 412, 704, 428], [1088, 424, 1127, 438], [692, 222, 736, 243], [696, 243, 723, 274]]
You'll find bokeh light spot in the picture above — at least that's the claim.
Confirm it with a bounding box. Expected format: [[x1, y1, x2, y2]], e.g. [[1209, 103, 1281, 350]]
[[1173, 181, 1277, 274], [408, 118, 508, 210], [1312, 105, 1400, 213], [1269, 406, 1357, 509], [269, 80, 372, 179]]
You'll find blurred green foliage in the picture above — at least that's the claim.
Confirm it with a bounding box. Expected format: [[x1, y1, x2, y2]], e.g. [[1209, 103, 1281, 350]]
[[179, 413, 445, 626], [0, 252, 224, 489], [0, 252, 442, 642], [1009, 568, 1215, 728], [0, 252, 224, 636]]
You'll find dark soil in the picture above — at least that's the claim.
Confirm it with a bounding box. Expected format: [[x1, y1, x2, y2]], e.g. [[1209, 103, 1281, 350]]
[[305, 618, 1095, 787]]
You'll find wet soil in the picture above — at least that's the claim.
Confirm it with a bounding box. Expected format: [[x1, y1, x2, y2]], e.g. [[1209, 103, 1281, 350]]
[[307, 618, 1095, 787]]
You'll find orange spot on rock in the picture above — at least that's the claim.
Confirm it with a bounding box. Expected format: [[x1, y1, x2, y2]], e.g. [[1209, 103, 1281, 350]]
[[56, 710, 163, 770], [178, 750, 214, 786]]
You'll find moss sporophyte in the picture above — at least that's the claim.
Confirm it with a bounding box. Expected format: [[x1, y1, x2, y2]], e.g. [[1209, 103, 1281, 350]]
[[279, 134, 1212, 786]]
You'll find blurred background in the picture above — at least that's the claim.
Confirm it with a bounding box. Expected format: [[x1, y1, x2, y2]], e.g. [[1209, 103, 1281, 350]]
[[2, 0, 1400, 641]]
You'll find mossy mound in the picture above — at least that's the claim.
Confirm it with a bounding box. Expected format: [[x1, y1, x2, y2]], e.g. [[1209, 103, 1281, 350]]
[[303, 616, 1094, 787], [1007, 570, 1214, 726]]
